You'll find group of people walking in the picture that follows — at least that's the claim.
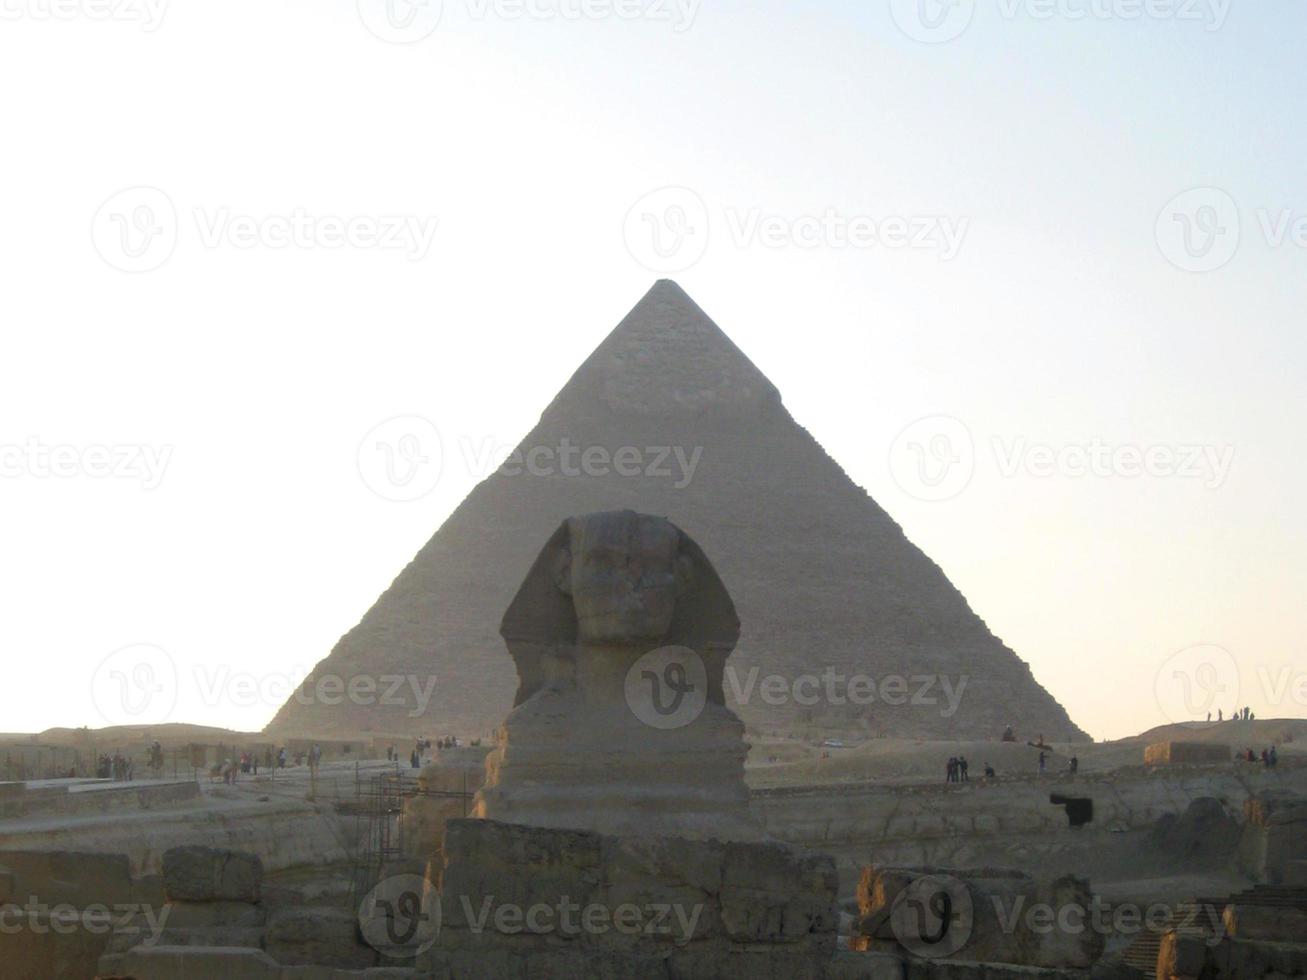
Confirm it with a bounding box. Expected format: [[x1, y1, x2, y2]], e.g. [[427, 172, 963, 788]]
[[1209, 706, 1256, 722]]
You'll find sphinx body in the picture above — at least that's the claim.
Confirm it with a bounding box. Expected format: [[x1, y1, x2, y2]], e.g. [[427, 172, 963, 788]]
[[472, 510, 762, 841]]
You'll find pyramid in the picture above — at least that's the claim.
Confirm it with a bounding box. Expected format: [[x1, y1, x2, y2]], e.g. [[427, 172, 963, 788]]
[[268, 281, 1087, 742]]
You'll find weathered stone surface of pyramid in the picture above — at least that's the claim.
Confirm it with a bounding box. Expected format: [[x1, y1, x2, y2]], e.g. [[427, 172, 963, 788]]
[[267, 281, 1087, 742]]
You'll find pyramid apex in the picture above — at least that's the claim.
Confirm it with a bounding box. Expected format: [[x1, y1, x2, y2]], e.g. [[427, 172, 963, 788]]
[[553, 282, 782, 420]]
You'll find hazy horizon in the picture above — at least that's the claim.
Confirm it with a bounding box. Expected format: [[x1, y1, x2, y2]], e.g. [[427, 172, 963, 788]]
[[2, 1, 1304, 741]]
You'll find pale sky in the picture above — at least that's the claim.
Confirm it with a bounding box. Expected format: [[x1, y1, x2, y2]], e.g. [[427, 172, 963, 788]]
[[1, 0, 1304, 740]]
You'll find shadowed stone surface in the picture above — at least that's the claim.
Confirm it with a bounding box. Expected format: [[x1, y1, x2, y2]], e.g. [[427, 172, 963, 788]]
[[433, 817, 838, 974], [162, 845, 262, 903], [473, 510, 760, 840]]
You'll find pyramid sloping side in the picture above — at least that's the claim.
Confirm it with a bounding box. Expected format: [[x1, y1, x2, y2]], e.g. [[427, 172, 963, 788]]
[[268, 282, 1087, 742]]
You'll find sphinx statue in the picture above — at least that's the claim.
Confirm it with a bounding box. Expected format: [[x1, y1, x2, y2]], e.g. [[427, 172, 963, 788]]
[[472, 510, 762, 840]]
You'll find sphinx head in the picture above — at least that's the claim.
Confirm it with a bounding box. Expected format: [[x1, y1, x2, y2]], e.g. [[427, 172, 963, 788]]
[[552, 511, 693, 645]]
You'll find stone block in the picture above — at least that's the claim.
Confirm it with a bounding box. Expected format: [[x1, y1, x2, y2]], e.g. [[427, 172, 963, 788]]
[[855, 865, 1102, 970], [161, 846, 262, 903], [115, 944, 282, 980], [438, 818, 836, 965], [1143, 741, 1230, 766], [157, 899, 265, 928], [1221, 903, 1307, 943], [1286, 859, 1307, 888], [264, 906, 378, 970]]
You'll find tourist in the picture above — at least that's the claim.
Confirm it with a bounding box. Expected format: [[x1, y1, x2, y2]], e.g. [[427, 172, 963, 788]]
[[278, 747, 287, 768], [959, 756, 969, 781], [945, 757, 955, 783], [1038, 751, 1046, 774], [1261, 748, 1270, 767], [1269, 745, 1279, 767], [1069, 755, 1079, 774], [1218, 709, 1223, 721], [983, 763, 996, 779]]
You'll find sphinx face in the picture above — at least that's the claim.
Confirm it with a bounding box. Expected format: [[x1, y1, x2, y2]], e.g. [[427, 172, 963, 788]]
[[564, 512, 685, 645]]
